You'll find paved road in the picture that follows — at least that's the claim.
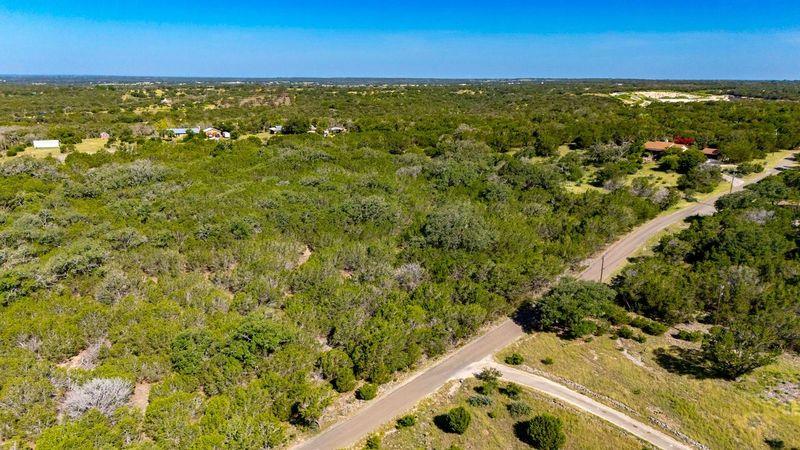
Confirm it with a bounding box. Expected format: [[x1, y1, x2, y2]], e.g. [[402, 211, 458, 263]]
[[581, 161, 793, 282], [294, 155, 795, 450], [294, 319, 527, 450]]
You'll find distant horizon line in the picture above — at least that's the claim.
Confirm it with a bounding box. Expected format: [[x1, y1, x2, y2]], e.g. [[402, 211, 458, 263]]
[[2, 74, 799, 84]]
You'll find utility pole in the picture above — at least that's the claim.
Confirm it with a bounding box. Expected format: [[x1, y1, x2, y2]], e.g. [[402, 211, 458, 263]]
[[599, 254, 606, 283]]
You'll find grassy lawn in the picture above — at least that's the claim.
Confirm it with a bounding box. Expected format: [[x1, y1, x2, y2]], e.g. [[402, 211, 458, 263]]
[[0, 146, 62, 162], [370, 378, 647, 450], [564, 164, 602, 194], [239, 132, 274, 141], [74, 138, 109, 153], [499, 333, 800, 449], [564, 182, 602, 194], [635, 162, 680, 187]]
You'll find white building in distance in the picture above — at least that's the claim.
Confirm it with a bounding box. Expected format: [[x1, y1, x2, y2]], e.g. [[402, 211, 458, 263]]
[[33, 140, 60, 149]]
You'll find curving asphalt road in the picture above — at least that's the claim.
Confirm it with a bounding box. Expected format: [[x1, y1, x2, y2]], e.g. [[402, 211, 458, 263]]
[[293, 155, 795, 450]]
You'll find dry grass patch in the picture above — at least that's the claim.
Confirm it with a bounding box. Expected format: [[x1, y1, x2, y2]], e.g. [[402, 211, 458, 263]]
[[500, 333, 800, 449], [74, 138, 110, 154], [371, 379, 646, 450]]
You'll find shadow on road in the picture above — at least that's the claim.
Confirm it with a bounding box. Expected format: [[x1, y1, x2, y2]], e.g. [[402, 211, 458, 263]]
[[511, 300, 538, 333]]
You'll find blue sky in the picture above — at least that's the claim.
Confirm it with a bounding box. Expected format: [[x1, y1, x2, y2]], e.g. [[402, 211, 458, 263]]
[[1, 1, 799, 79]]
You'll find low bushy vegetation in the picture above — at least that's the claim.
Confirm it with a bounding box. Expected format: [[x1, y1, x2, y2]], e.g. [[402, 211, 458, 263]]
[[1, 79, 798, 445], [357, 383, 379, 401]]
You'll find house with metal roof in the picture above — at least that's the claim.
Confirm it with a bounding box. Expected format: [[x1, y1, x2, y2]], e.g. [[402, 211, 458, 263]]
[[168, 127, 201, 137]]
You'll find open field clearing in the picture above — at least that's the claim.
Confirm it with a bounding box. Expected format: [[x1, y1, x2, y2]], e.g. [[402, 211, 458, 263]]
[[74, 138, 110, 153], [499, 333, 800, 449], [0, 138, 111, 162], [610, 91, 731, 107]]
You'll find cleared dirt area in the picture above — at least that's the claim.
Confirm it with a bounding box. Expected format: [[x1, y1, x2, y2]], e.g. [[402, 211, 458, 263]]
[[57, 338, 111, 371], [610, 91, 730, 107], [129, 382, 151, 412], [1, 138, 112, 162]]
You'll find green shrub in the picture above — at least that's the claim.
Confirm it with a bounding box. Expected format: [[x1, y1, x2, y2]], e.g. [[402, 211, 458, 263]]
[[365, 434, 381, 449], [702, 326, 780, 379], [605, 306, 630, 326], [475, 367, 501, 382], [519, 414, 566, 449], [396, 415, 417, 428], [422, 203, 492, 251], [593, 322, 611, 336], [356, 383, 378, 401], [476, 380, 498, 396], [467, 394, 492, 407], [531, 277, 617, 338], [507, 401, 532, 418], [673, 329, 704, 342], [320, 349, 357, 392], [629, 317, 668, 336], [505, 353, 524, 365], [737, 162, 764, 175], [442, 406, 471, 434], [282, 116, 311, 135], [616, 326, 635, 339], [331, 370, 357, 393], [170, 330, 212, 375], [764, 438, 785, 449], [501, 382, 522, 399], [47, 239, 108, 279], [541, 357, 554, 365], [678, 165, 722, 193], [677, 148, 707, 174], [658, 154, 680, 172]]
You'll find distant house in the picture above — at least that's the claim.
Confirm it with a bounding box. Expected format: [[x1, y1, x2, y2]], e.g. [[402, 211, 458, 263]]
[[33, 140, 60, 149], [203, 127, 222, 140], [100, 132, 111, 139], [269, 125, 283, 134], [644, 141, 688, 156], [701, 147, 720, 158], [324, 126, 346, 137], [222, 131, 231, 139], [168, 127, 201, 137]]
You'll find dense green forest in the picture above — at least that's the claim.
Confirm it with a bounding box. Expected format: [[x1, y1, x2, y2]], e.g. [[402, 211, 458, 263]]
[[0, 80, 798, 448]]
